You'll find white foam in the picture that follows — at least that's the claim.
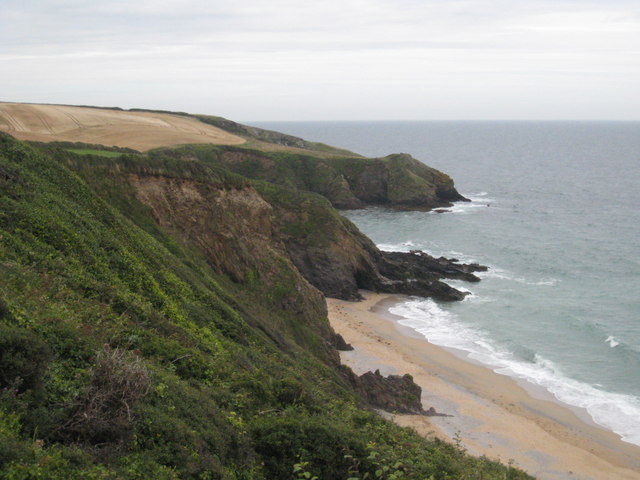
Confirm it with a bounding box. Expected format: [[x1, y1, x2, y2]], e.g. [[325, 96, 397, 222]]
[[442, 192, 496, 215], [443, 250, 479, 264], [477, 267, 514, 281], [478, 268, 558, 286], [605, 336, 620, 348], [377, 240, 419, 252], [389, 298, 640, 447], [532, 278, 559, 286]]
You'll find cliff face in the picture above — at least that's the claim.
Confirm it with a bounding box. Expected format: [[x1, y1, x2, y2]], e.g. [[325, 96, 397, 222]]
[[221, 148, 468, 210], [256, 181, 483, 301], [125, 173, 338, 355], [332, 153, 468, 209]]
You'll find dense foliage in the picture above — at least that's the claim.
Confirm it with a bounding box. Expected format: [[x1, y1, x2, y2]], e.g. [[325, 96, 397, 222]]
[[0, 134, 532, 479]]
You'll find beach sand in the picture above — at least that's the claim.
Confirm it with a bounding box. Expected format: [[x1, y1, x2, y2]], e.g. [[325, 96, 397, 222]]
[[328, 292, 640, 480]]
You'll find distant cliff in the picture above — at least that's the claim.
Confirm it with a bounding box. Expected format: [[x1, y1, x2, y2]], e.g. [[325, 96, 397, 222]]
[[154, 144, 468, 211]]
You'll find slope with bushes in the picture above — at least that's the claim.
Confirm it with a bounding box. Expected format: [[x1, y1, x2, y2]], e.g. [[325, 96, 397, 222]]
[[0, 133, 531, 479]]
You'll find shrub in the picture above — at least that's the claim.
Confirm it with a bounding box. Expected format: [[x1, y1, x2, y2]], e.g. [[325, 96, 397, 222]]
[[251, 414, 368, 479], [0, 324, 52, 394], [61, 345, 150, 445]]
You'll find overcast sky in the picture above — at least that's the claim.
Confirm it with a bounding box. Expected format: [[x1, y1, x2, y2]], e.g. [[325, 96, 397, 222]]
[[2, 0, 640, 120]]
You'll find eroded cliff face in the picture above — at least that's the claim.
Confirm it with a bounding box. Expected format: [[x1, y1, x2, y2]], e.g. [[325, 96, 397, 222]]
[[127, 174, 330, 331], [129, 175, 274, 283], [126, 168, 483, 312]]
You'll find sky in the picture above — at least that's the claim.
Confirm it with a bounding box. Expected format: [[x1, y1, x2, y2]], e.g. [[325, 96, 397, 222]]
[[2, 0, 640, 120]]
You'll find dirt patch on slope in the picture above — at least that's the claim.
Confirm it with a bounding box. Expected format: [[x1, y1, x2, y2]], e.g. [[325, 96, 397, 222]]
[[0, 103, 246, 151]]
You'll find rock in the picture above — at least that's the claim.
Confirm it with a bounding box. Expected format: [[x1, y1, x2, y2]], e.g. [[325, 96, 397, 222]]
[[339, 366, 450, 416], [425, 407, 451, 417], [378, 278, 468, 301], [332, 333, 354, 351], [356, 370, 426, 415], [378, 251, 486, 284]]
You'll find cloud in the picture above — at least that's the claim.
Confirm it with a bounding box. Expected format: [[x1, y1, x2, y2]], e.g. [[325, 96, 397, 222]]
[[2, 0, 640, 119]]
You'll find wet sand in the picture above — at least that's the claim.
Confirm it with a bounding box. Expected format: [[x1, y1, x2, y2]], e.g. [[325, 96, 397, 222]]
[[328, 291, 640, 480]]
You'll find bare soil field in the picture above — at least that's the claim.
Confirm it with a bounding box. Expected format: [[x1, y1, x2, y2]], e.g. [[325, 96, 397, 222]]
[[0, 103, 246, 151]]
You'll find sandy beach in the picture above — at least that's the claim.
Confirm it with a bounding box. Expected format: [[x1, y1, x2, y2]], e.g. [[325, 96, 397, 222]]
[[328, 292, 640, 480]]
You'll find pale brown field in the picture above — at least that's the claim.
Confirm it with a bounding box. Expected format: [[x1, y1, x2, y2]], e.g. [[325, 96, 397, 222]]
[[0, 103, 246, 151]]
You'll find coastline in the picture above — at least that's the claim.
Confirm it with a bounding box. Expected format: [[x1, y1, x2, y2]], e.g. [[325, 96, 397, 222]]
[[328, 291, 640, 480]]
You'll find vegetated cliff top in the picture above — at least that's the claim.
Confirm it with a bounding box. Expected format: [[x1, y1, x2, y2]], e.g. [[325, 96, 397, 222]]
[[0, 102, 467, 211]]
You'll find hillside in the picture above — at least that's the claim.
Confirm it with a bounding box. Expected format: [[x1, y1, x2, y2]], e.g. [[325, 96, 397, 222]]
[[0, 103, 246, 151], [0, 103, 354, 157], [0, 107, 530, 479], [0, 103, 467, 210]]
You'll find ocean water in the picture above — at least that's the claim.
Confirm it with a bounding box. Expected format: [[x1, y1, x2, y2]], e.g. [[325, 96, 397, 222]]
[[251, 120, 640, 446]]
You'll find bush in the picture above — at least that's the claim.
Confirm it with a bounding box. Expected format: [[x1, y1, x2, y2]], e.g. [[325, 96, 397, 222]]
[[0, 324, 52, 394], [251, 414, 368, 479], [60, 345, 150, 445]]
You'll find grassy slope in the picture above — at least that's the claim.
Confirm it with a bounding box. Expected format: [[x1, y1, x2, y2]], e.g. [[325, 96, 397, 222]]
[[0, 135, 531, 479]]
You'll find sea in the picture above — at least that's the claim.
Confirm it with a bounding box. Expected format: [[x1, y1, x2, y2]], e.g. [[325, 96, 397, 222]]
[[250, 120, 640, 447]]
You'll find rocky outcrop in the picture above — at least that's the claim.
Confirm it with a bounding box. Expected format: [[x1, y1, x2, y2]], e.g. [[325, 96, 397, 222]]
[[341, 368, 447, 416], [357, 370, 425, 414], [378, 251, 488, 284], [331, 333, 354, 351], [333, 153, 469, 209]]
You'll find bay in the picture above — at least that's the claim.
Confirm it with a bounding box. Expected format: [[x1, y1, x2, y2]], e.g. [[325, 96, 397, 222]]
[[250, 120, 640, 445]]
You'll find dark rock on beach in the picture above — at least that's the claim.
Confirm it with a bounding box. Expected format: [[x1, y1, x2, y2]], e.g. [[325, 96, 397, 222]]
[[332, 333, 354, 351], [358, 370, 425, 415], [343, 368, 449, 416]]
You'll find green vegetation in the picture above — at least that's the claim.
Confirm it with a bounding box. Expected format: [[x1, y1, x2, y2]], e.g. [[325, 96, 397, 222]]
[[147, 143, 463, 210], [65, 148, 125, 158], [0, 133, 532, 479]]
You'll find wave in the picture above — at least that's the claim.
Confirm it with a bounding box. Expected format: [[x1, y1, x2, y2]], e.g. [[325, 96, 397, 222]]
[[605, 336, 620, 348], [375, 243, 482, 267], [447, 194, 495, 215], [377, 241, 420, 252], [418, 191, 497, 216], [477, 267, 559, 286], [389, 298, 640, 447]]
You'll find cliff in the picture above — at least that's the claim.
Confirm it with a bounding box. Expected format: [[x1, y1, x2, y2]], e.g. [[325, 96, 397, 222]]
[[0, 125, 529, 480], [155, 144, 468, 210]]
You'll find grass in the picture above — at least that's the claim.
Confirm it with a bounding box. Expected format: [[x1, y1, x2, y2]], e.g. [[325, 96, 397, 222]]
[[65, 148, 125, 158]]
